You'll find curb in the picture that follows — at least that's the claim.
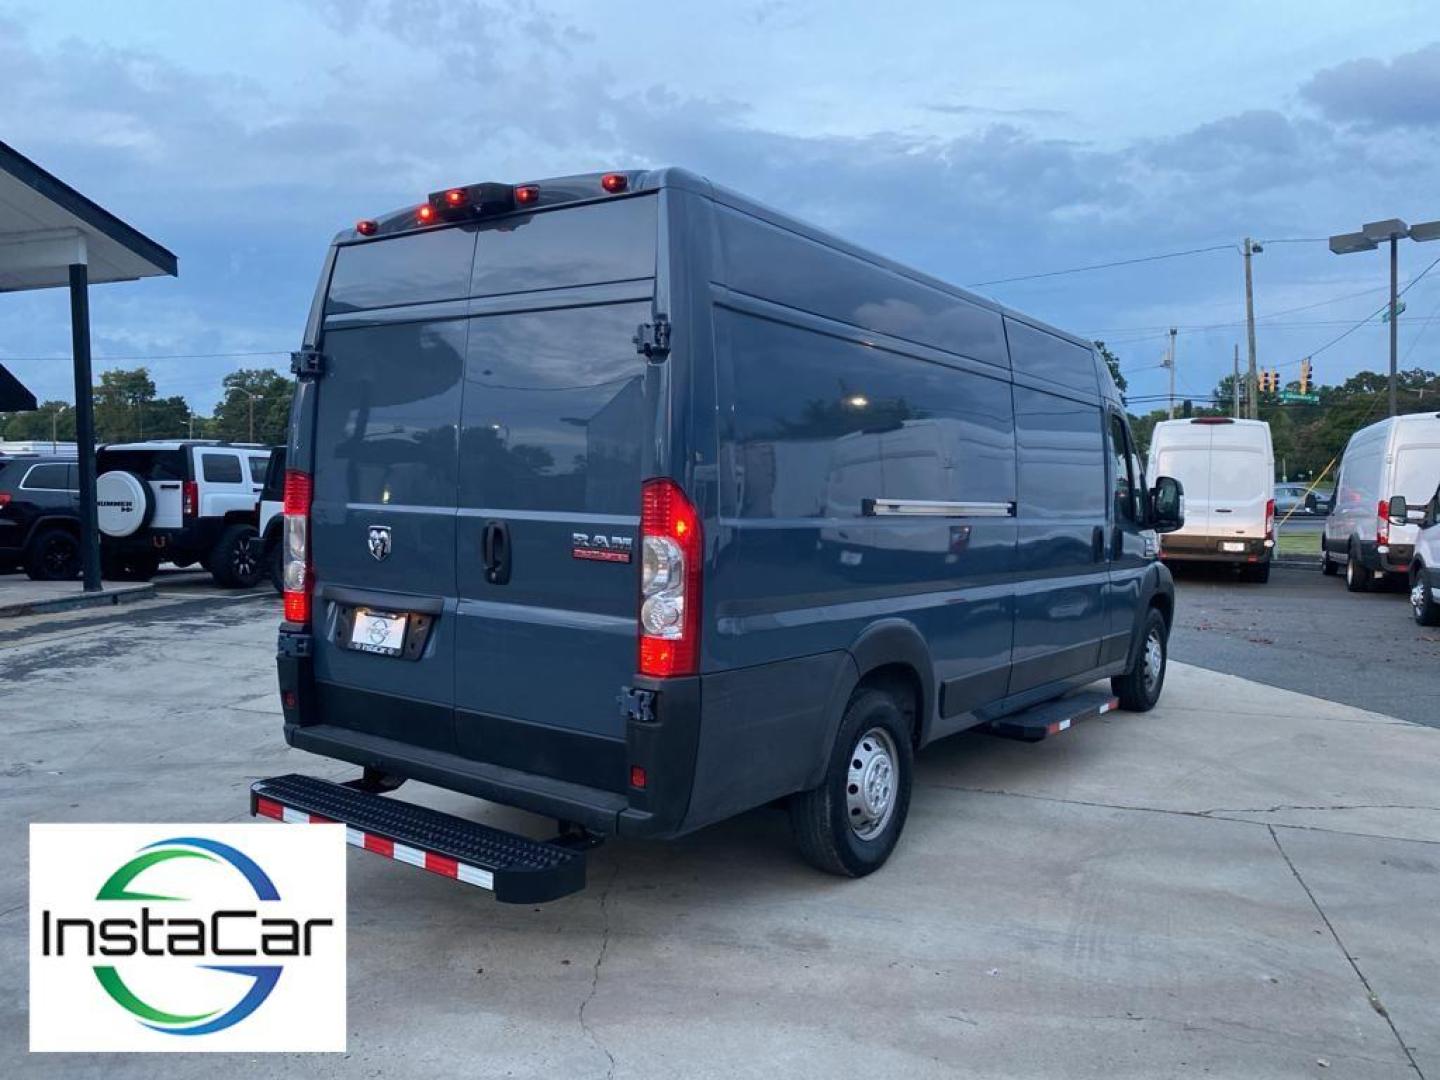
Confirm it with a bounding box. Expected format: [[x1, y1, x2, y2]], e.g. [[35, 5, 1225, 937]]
[[1274, 557, 1322, 569], [0, 582, 157, 618]]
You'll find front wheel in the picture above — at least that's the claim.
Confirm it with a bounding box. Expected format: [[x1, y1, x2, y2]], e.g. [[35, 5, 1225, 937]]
[[1345, 547, 1370, 593], [265, 534, 284, 594], [1412, 569, 1440, 627], [210, 525, 263, 589], [790, 687, 914, 878], [1112, 607, 1168, 712]]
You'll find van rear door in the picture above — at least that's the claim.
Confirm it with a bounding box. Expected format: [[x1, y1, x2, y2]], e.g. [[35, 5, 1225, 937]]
[[1208, 446, 1268, 538], [452, 196, 659, 794], [307, 225, 476, 753]]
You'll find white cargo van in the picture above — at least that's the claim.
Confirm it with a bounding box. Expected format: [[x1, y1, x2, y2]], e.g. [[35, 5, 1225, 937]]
[[1323, 412, 1440, 591], [1147, 418, 1275, 582]]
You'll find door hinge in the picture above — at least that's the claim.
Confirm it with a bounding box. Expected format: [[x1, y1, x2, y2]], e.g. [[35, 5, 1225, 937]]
[[633, 317, 671, 361], [618, 686, 657, 725], [290, 349, 326, 380]]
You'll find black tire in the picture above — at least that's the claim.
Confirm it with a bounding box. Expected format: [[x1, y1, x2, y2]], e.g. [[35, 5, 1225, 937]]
[[1410, 568, 1440, 627], [1345, 546, 1370, 592], [210, 524, 262, 588], [790, 686, 914, 878], [1321, 541, 1338, 575], [1112, 606, 1168, 712], [1241, 560, 1271, 584], [24, 526, 81, 581]]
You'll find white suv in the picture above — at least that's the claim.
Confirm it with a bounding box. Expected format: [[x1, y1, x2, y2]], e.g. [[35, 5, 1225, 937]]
[[95, 441, 273, 587], [1408, 485, 1440, 626]]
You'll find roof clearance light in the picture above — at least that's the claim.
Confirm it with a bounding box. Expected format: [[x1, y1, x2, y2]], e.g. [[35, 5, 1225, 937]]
[[514, 184, 540, 206], [444, 188, 467, 207], [416, 204, 436, 224], [601, 172, 628, 194], [356, 219, 378, 236]]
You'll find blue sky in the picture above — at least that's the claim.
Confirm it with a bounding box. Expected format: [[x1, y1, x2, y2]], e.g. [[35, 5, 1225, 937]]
[[2, 0, 1438, 414]]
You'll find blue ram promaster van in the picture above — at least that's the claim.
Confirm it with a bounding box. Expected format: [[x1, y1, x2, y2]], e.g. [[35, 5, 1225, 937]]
[[254, 169, 1184, 903]]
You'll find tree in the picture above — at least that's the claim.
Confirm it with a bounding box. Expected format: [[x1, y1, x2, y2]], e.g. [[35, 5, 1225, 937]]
[[92, 368, 194, 443], [1, 400, 75, 443], [210, 368, 294, 445], [1094, 340, 1127, 400]]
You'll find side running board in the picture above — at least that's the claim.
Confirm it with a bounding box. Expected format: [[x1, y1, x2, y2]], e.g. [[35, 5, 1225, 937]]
[[251, 774, 587, 904], [986, 689, 1120, 743]]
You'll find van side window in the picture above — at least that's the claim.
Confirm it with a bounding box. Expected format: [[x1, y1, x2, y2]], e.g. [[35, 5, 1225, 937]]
[[202, 453, 243, 483], [721, 308, 1016, 518], [1005, 318, 1100, 395], [1014, 388, 1105, 519], [1108, 415, 1133, 521]]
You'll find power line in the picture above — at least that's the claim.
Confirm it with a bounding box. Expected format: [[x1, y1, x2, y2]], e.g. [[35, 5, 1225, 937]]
[[967, 243, 1238, 288]]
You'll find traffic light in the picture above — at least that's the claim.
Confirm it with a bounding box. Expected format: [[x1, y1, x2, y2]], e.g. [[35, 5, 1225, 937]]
[[1267, 369, 1280, 393], [1299, 358, 1311, 395]]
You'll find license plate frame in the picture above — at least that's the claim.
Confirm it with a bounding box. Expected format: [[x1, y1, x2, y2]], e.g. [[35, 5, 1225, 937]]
[[1220, 541, 1246, 553], [347, 609, 409, 656]]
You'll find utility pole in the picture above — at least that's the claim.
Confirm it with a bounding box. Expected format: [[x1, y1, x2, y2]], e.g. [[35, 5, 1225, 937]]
[[1232, 344, 1241, 419], [1388, 233, 1399, 417], [1243, 238, 1261, 420], [1166, 327, 1177, 419], [248, 394, 255, 443]]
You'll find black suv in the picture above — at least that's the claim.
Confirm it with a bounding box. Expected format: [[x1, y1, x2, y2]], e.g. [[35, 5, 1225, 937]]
[[0, 455, 82, 580]]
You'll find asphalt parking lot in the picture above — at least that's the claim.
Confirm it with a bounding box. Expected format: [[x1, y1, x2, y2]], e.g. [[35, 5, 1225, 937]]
[[1169, 563, 1439, 728], [3, 585, 1436, 1078]]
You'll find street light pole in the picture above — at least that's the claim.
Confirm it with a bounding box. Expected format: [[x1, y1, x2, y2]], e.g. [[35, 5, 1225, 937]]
[[1166, 327, 1177, 420], [1329, 217, 1440, 419]]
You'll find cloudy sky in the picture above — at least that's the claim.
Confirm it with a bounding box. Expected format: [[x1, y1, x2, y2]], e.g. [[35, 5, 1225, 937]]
[[2, 0, 1438, 414]]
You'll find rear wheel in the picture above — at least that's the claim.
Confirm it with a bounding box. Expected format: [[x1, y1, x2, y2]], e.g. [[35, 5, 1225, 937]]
[[1112, 606, 1168, 712], [790, 686, 914, 877], [1411, 568, 1440, 626], [24, 526, 81, 581], [1241, 560, 1271, 583], [265, 532, 284, 594], [210, 524, 262, 588], [1321, 540, 1338, 575], [1345, 546, 1370, 592]]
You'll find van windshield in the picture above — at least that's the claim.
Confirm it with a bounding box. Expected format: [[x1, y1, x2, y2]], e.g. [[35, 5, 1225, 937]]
[[1395, 445, 1440, 502]]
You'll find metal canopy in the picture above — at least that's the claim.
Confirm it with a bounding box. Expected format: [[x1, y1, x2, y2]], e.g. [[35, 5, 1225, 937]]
[[0, 363, 37, 411], [0, 139, 177, 292]]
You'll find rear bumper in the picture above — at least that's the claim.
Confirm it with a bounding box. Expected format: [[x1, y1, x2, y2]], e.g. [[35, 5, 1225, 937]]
[[1159, 534, 1271, 563], [277, 627, 699, 839]]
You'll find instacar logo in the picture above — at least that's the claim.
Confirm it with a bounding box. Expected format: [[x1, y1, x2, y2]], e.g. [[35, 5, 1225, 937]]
[[30, 824, 346, 1053]]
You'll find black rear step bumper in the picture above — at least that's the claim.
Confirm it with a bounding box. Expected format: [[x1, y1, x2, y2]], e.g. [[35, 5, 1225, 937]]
[[251, 773, 587, 903]]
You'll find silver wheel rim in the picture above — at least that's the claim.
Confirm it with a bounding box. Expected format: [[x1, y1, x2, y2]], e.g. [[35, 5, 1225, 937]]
[[1142, 629, 1164, 694], [1347, 558, 1356, 586], [846, 727, 898, 841], [1413, 580, 1427, 616]]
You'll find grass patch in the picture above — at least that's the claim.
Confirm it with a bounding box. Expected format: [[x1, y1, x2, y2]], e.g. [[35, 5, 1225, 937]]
[[1275, 530, 1321, 556]]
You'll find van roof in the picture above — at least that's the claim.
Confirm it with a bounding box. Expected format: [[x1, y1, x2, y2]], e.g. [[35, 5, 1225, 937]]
[[339, 166, 1100, 359], [101, 440, 270, 451]]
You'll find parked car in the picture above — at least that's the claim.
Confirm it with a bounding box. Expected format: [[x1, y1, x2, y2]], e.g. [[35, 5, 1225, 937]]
[[1323, 413, 1440, 590], [1147, 417, 1275, 582], [95, 441, 272, 587], [1275, 482, 1328, 517], [256, 167, 1185, 901], [1403, 484, 1440, 625], [0, 455, 82, 580], [258, 445, 286, 593]]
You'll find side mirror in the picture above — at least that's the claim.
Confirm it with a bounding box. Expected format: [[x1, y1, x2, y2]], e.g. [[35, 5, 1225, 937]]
[[1150, 476, 1184, 534], [1387, 494, 1408, 525]]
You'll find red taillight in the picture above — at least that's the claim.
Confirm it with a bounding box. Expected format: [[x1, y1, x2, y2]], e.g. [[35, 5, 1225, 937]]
[[283, 470, 313, 625], [416, 204, 435, 224], [629, 765, 647, 789], [0, 492, 10, 507], [601, 172, 628, 194], [182, 480, 198, 519], [1265, 498, 1275, 541], [514, 184, 539, 206], [638, 478, 702, 677], [356, 219, 378, 236], [1377, 499, 1390, 546]]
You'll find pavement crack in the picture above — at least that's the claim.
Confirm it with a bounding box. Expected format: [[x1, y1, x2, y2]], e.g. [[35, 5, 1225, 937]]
[[579, 858, 621, 1080], [1202, 803, 1440, 816], [1268, 825, 1425, 1080]]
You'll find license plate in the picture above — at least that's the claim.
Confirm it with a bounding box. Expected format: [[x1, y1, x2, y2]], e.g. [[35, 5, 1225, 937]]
[[1221, 541, 1246, 553], [349, 610, 408, 655]]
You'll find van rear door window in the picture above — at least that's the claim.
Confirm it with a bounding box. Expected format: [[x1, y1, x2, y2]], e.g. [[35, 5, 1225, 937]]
[[326, 227, 478, 314], [460, 301, 650, 514], [470, 197, 657, 298]]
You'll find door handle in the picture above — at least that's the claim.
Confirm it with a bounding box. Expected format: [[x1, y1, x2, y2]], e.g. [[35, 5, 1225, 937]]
[[481, 520, 512, 585], [1092, 525, 1105, 562]]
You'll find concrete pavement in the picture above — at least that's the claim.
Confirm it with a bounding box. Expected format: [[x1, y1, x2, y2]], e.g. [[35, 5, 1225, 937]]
[[1, 599, 1435, 1078]]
